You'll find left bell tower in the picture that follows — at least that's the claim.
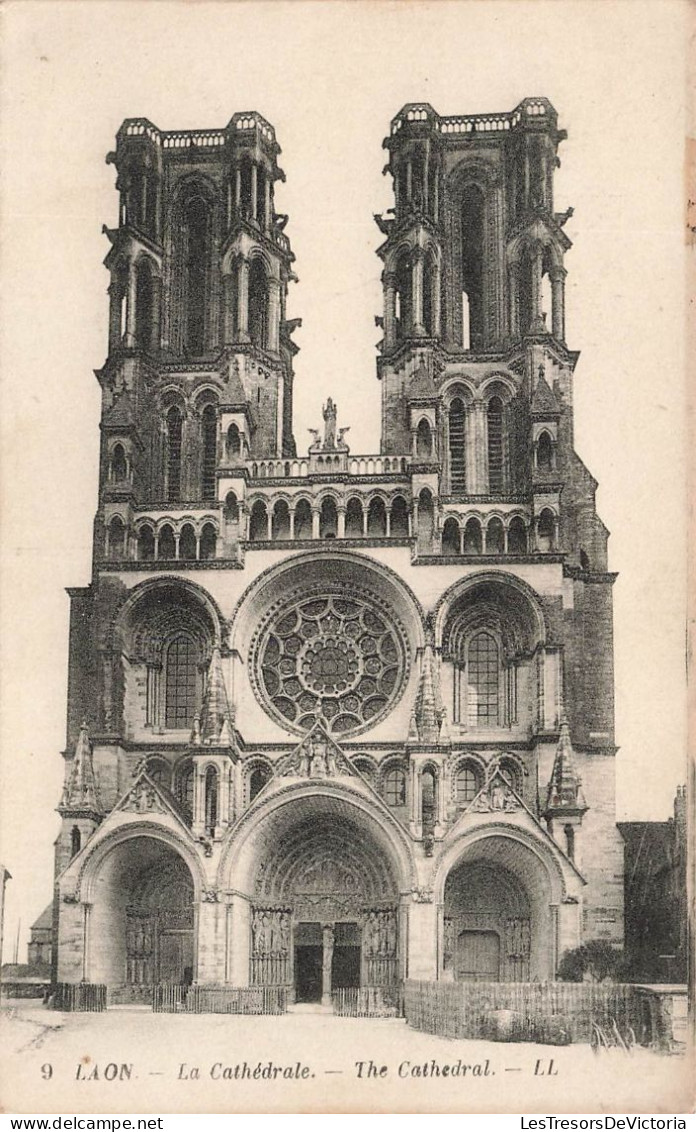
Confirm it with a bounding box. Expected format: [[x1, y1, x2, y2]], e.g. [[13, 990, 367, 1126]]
[[96, 112, 299, 564]]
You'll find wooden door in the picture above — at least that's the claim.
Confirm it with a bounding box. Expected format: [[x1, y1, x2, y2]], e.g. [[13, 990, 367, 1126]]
[[456, 930, 501, 981]]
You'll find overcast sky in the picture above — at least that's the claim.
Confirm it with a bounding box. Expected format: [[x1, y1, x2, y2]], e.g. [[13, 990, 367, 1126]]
[[0, 0, 688, 959]]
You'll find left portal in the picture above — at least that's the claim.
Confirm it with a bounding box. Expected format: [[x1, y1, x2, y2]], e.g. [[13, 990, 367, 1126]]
[[87, 836, 195, 1003]]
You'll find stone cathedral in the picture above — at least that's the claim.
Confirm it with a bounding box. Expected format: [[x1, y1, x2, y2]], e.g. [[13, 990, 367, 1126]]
[[53, 100, 623, 1005]]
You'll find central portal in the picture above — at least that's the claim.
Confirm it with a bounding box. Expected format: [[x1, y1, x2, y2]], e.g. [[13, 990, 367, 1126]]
[[248, 805, 401, 1002]]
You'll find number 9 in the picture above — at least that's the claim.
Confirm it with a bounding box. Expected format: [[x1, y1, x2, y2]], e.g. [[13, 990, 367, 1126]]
[[41, 1064, 53, 1080]]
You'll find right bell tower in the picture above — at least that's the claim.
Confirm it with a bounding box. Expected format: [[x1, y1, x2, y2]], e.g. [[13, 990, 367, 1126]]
[[376, 98, 572, 462]]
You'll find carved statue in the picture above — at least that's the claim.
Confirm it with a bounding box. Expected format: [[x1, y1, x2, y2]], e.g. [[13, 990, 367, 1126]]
[[307, 427, 321, 449], [323, 398, 337, 449], [337, 426, 350, 450]]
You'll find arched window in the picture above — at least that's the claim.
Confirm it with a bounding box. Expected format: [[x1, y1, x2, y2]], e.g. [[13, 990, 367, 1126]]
[[461, 184, 485, 349], [580, 549, 590, 571], [158, 523, 176, 560], [200, 522, 217, 561], [256, 167, 266, 228], [320, 497, 338, 539], [519, 245, 535, 335], [537, 509, 556, 552], [240, 156, 254, 219], [442, 517, 461, 556], [200, 404, 217, 501], [417, 488, 434, 552], [176, 760, 194, 822], [165, 406, 183, 503], [145, 758, 171, 789], [249, 764, 271, 802], [249, 500, 268, 541], [108, 516, 126, 559], [294, 499, 312, 539], [390, 496, 409, 537], [204, 766, 218, 834], [183, 196, 209, 354], [224, 492, 239, 523], [180, 523, 197, 561], [423, 254, 436, 336], [165, 634, 199, 729], [448, 398, 466, 492], [272, 500, 291, 540], [463, 517, 482, 554], [416, 418, 433, 459], [345, 498, 364, 537], [367, 497, 387, 537], [487, 396, 505, 492], [137, 525, 155, 561], [537, 430, 553, 472], [135, 259, 154, 351], [395, 251, 411, 340], [226, 423, 241, 459], [383, 767, 406, 807], [71, 826, 81, 858], [353, 758, 376, 785], [111, 443, 127, 483], [486, 517, 505, 555], [499, 757, 522, 795], [248, 259, 269, 349], [421, 767, 436, 828], [455, 762, 481, 805], [508, 516, 527, 554], [467, 631, 500, 728]]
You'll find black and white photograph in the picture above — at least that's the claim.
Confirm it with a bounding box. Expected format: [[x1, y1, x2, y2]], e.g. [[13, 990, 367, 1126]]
[[0, 0, 691, 1117]]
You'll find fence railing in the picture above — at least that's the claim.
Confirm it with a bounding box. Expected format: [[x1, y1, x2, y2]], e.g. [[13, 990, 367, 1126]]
[[404, 981, 672, 1048], [332, 985, 403, 1018], [51, 983, 107, 1012], [153, 984, 287, 1015]]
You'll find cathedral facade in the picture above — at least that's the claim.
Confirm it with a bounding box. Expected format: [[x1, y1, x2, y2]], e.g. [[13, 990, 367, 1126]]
[[54, 100, 623, 1005]]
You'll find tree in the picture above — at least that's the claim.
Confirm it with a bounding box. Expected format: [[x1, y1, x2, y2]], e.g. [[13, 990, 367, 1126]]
[[557, 940, 627, 983]]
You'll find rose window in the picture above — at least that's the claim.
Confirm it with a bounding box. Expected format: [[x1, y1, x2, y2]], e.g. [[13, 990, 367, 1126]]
[[254, 592, 407, 735]]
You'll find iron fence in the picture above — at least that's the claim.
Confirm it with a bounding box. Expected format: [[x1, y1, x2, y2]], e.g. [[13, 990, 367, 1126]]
[[332, 985, 403, 1017], [404, 981, 672, 1047], [152, 984, 287, 1014]]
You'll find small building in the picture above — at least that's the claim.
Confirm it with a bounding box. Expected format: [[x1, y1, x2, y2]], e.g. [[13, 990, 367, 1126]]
[[27, 904, 53, 971], [619, 786, 687, 983]]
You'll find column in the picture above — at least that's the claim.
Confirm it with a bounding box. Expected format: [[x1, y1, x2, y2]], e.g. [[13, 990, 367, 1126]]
[[407, 900, 438, 980], [337, 506, 346, 539], [383, 272, 397, 349], [321, 923, 334, 1006], [222, 274, 235, 345], [264, 177, 271, 233], [431, 260, 442, 338], [509, 262, 521, 339], [406, 159, 413, 203], [226, 180, 233, 229], [267, 277, 281, 353], [530, 248, 545, 332], [289, 507, 296, 540], [108, 281, 122, 351], [141, 173, 148, 229], [411, 249, 425, 336], [236, 258, 249, 341], [424, 141, 430, 213], [550, 266, 566, 341], [312, 507, 320, 540], [124, 260, 137, 347], [250, 163, 258, 223], [82, 902, 92, 982], [235, 166, 241, 212]]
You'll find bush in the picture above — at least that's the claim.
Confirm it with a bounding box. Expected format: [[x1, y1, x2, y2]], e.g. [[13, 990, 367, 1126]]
[[557, 940, 626, 983]]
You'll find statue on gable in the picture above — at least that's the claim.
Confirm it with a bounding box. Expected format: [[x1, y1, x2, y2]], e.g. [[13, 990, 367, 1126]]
[[323, 398, 337, 449]]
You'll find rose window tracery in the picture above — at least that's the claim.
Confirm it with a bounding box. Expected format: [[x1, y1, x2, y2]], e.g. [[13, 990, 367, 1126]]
[[254, 592, 407, 735]]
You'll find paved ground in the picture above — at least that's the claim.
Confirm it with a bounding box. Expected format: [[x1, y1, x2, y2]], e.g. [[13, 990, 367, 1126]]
[[0, 1001, 690, 1115]]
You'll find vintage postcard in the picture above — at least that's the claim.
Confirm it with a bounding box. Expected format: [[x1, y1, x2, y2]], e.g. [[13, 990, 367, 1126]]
[[0, 0, 692, 1117]]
